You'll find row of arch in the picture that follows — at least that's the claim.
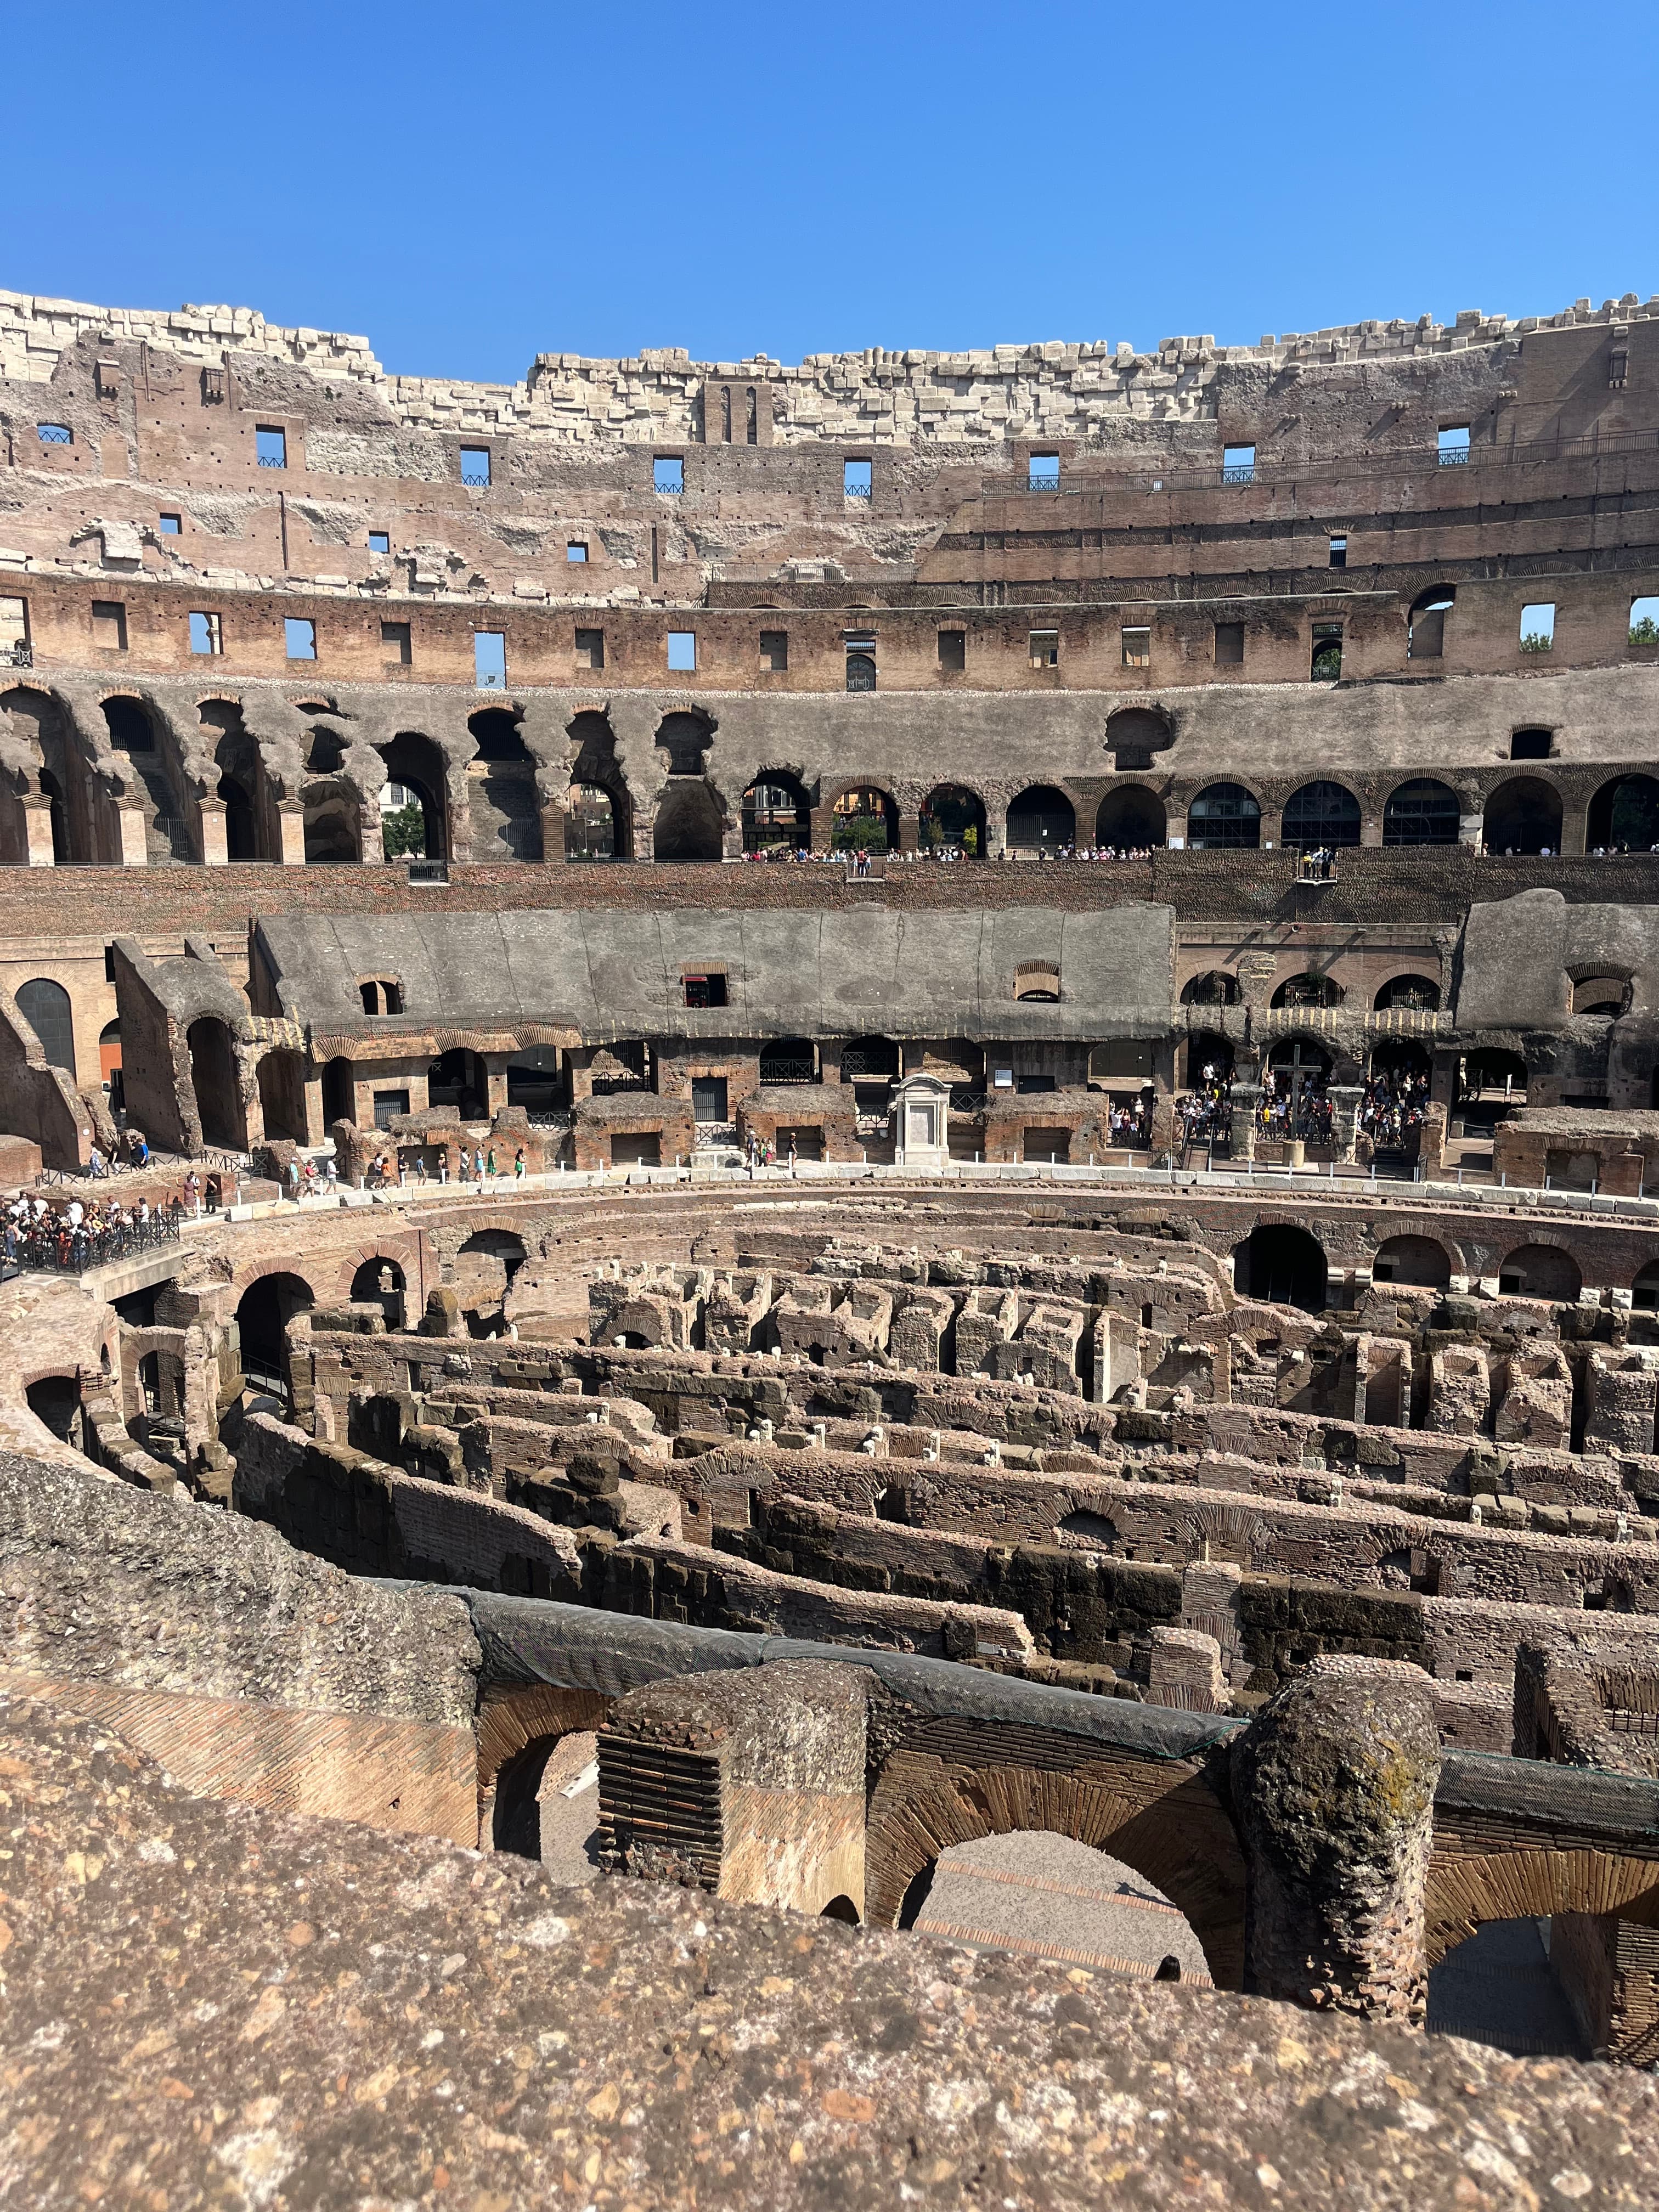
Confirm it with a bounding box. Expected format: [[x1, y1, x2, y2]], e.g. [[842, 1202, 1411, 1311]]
[[1236, 1222, 1602, 1312]]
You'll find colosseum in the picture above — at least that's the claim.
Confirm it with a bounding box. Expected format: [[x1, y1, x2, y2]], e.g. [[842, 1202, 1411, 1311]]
[[4, 284, 1659, 2202]]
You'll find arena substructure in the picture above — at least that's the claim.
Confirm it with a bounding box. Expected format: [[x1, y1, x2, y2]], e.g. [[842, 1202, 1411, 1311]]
[[8, 287, 1659, 2185]]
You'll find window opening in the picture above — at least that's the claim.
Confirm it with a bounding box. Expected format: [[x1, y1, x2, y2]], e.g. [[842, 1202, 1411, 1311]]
[[759, 629, 788, 672], [667, 630, 697, 673], [1437, 424, 1470, 466], [1510, 728, 1552, 760], [91, 601, 127, 651], [1520, 602, 1555, 654], [1222, 443, 1255, 484], [1213, 620, 1244, 665], [1028, 452, 1059, 489], [381, 619, 411, 665], [653, 455, 683, 494], [938, 629, 966, 671], [746, 386, 758, 444], [575, 627, 605, 669], [460, 445, 491, 487], [284, 617, 317, 661], [159, 512, 181, 535], [1029, 628, 1059, 668], [1630, 595, 1659, 646], [845, 630, 876, 692], [189, 611, 223, 656], [684, 973, 728, 1009], [1121, 625, 1150, 668], [1408, 588, 1455, 661], [1328, 533, 1347, 569], [474, 631, 506, 690], [567, 541, 588, 562], [0, 596, 29, 667], [368, 529, 390, 554], [1311, 622, 1343, 681], [36, 423, 71, 445], [255, 425, 287, 469], [843, 457, 872, 500]]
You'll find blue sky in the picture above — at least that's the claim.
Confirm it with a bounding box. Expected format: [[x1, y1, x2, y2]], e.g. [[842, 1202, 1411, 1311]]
[[9, 1, 1656, 381]]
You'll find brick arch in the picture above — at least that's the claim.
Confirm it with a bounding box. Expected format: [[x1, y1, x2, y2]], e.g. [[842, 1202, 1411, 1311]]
[[475, 1683, 612, 1850], [335, 1235, 426, 1305], [864, 1739, 1247, 1988], [227, 1251, 334, 1302], [1426, 1847, 1659, 1968]]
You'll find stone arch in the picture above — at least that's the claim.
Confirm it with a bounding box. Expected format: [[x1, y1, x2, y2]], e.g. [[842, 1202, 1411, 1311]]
[[1425, 1848, 1659, 1970], [918, 782, 986, 856], [566, 710, 633, 860], [1497, 1242, 1582, 1303], [1282, 779, 1361, 850], [1374, 972, 1441, 1012], [828, 783, 898, 854], [1382, 777, 1460, 847], [653, 778, 725, 862], [336, 1237, 424, 1310], [1181, 969, 1240, 1007], [351, 1254, 407, 1328], [234, 1270, 315, 1400], [1103, 704, 1175, 770], [741, 770, 811, 852], [476, 1683, 612, 1853], [1237, 1222, 1329, 1310], [1372, 1234, 1452, 1289], [467, 707, 542, 861], [1587, 772, 1659, 853], [16, 978, 74, 1075], [321, 1056, 354, 1128], [1271, 971, 1343, 1010], [1, 685, 89, 864], [1094, 784, 1166, 850], [104, 693, 192, 863], [187, 1015, 246, 1150], [1187, 781, 1261, 850], [1483, 776, 1562, 856], [255, 1048, 308, 1144], [653, 709, 714, 776], [1005, 783, 1075, 854], [377, 732, 449, 860], [864, 1746, 1247, 1989]]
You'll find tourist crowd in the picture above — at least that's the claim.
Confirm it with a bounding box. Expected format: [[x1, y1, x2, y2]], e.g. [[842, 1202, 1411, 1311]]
[[4, 1190, 181, 1272], [1357, 1066, 1431, 1152]]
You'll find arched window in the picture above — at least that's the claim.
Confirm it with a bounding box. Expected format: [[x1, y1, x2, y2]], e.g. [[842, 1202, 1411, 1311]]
[[845, 651, 877, 693], [759, 1038, 816, 1085], [1094, 786, 1166, 850], [566, 782, 618, 861], [1587, 774, 1659, 852], [1181, 970, 1240, 1006], [1271, 972, 1343, 1010], [1407, 586, 1455, 660], [1383, 779, 1460, 847], [1005, 785, 1075, 853], [742, 775, 810, 851], [1282, 780, 1361, 850], [16, 978, 73, 1073], [1187, 782, 1260, 850], [919, 784, 986, 856], [1374, 974, 1441, 1012], [1483, 777, 1562, 856], [830, 788, 896, 853], [376, 732, 448, 860]]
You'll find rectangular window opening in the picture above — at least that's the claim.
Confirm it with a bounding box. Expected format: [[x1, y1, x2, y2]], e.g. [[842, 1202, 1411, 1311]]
[[684, 974, 728, 1009], [189, 610, 223, 657], [1311, 620, 1343, 681], [759, 629, 788, 672], [1510, 728, 1553, 760], [1630, 595, 1659, 646], [1520, 602, 1555, 654], [1214, 620, 1244, 665], [460, 445, 491, 487], [1121, 625, 1151, 669], [368, 529, 390, 555], [91, 600, 127, 651], [0, 597, 29, 662], [938, 629, 966, 671], [381, 619, 411, 665], [256, 425, 287, 469], [667, 629, 697, 672], [1222, 443, 1256, 484], [373, 1090, 409, 1131], [1028, 452, 1059, 489], [567, 540, 588, 562], [159, 512, 182, 535], [36, 422, 72, 446], [1328, 534, 1347, 569], [1438, 424, 1471, 466], [284, 616, 317, 661], [474, 630, 507, 689], [1029, 628, 1059, 668], [843, 457, 872, 500], [653, 455, 684, 494], [575, 627, 605, 670]]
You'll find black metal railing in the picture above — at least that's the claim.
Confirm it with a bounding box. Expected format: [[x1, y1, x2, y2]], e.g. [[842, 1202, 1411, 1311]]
[[759, 1057, 816, 1086], [949, 1085, 988, 1114], [1438, 445, 1470, 466], [257, 455, 286, 469], [461, 466, 491, 487], [408, 857, 449, 883], [1220, 463, 1256, 485], [0, 641, 32, 668], [9, 1210, 181, 1275]]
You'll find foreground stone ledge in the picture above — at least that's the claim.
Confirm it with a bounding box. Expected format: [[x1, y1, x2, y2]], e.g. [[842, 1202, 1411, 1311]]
[[1, 1695, 1654, 2210]]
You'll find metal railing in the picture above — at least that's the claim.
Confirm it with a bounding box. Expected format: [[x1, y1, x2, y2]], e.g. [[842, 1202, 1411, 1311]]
[[758, 1057, 816, 1086], [256, 455, 286, 470], [0, 641, 32, 668], [1438, 445, 1470, 466], [1220, 463, 1256, 486], [461, 466, 491, 487], [9, 1210, 181, 1275]]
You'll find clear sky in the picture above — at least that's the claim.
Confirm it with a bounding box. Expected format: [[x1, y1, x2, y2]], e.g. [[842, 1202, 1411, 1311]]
[[9, 1, 1656, 382]]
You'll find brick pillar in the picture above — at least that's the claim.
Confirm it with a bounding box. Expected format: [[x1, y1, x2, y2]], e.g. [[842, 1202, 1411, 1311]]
[[21, 795, 55, 866], [808, 804, 833, 855], [199, 800, 228, 867], [118, 806, 148, 866], [1231, 1655, 1440, 2022], [277, 806, 307, 866], [896, 813, 920, 855], [541, 798, 567, 864]]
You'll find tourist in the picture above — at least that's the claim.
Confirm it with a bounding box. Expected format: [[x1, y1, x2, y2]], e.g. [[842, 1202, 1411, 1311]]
[[514, 1147, 526, 1180]]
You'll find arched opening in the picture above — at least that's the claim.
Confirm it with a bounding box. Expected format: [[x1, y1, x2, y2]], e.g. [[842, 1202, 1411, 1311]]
[[1497, 1244, 1582, 1304], [306, 726, 345, 775], [186, 1016, 245, 1151], [377, 733, 448, 861], [1407, 585, 1455, 661], [26, 1374, 85, 1452], [1375, 974, 1441, 1012], [204, 703, 266, 862], [1094, 786, 1166, 851], [840, 1034, 899, 1118], [566, 782, 619, 861], [16, 978, 74, 1075], [1426, 1921, 1586, 2057], [104, 696, 189, 862], [1238, 1223, 1329, 1311], [1371, 1234, 1452, 1289], [1632, 1260, 1659, 1313], [899, 1832, 1214, 1982], [351, 1257, 407, 1329], [653, 778, 725, 862], [1187, 781, 1261, 850], [467, 709, 542, 861], [759, 1037, 816, 1085], [1104, 706, 1175, 771], [1181, 969, 1240, 1007], [1383, 778, 1460, 847], [235, 1272, 314, 1403], [1370, 1037, 1433, 1082], [303, 781, 360, 864], [321, 1056, 354, 1129], [1282, 780, 1361, 851], [1182, 1031, 1235, 1088], [741, 774, 810, 853], [654, 710, 712, 776], [845, 651, 876, 693], [456, 1228, 529, 1333], [492, 1729, 602, 1874], [1005, 784, 1075, 855], [99, 1017, 123, 1115], [217, 774, 258, 860], [101, 695, 156, 753], [567, 712, 633, 860], [1460, 1049, 1528, 1116], [919, 783, 986, 857], [819, 1895, 861, 1924], [256, 1049, 308, 1144], [1483, 777, 1561, 856], [830, 787, 897, 854], [1271, 970, 1342, 1010], [506, 1048, 560, 1111], [1587, 773, 1659, 853], [427, 1048, 488, 1120]]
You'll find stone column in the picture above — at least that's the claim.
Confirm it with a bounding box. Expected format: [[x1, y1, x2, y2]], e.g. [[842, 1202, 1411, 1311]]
[[277, 805, 307, 866], [118, 806, 149, 866], [199, 799, 228, 867], [21, 795, 55, 866], [1232, 1080, 1261, 1161], [1230, 1655, 1440, 2022]]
